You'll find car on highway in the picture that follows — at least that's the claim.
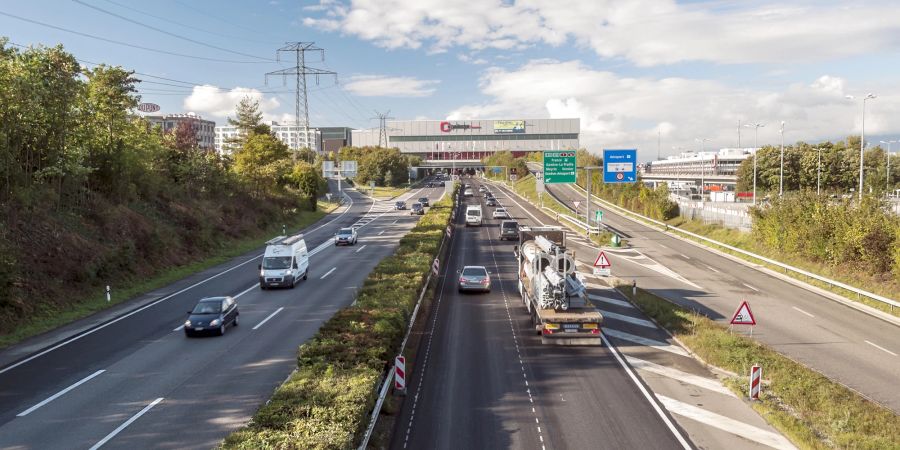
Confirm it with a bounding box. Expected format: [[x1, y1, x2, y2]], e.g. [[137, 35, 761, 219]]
[[492, 208, 509, 219], [485, 197, 497, 207], [184, 296, 239, 337], [465, 205, 483, 226], [418, 196, 430, 207], [483, 191, 492, 198], [334, 227, 358, 246], [499, 220, 519, 240], [478, 186, 486, 192], [464, 188, 474, 197], [458, 266, 491, 293], [395, 201, 407, 210], [410, 202, 425, 215]]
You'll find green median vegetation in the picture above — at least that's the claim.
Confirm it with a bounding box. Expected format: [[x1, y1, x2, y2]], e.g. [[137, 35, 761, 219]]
[[222, 187, 456, 450], [616, 282, 900, 450]]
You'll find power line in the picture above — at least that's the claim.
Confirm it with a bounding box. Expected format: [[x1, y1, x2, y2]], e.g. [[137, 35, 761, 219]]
[[174, 0, 285, 41], [94, 0, 278, 46], [72, 0, 274, 62], [0, 10, 271, 63]]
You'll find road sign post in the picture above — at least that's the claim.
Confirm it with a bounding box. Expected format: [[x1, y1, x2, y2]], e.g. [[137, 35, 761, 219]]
[[595, 210, 603, 223], [544, 151, 577, 183], [749, 364, 762, 400], [603, 149, 637, 183]]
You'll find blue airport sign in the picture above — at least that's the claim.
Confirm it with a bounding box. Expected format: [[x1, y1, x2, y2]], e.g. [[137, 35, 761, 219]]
[[603, 149, 637, 183]]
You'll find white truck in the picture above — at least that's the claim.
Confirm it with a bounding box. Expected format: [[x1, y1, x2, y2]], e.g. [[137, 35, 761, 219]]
[[259, 235, 309, 289], [515, 226, 604, 345]]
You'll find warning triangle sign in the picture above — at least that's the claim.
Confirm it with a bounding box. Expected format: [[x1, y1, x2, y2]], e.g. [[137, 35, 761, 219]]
[[730, 300, 756, 325], [593, 251, 611, 268]]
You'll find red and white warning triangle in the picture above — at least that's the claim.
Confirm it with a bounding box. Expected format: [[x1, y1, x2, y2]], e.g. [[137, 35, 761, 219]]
[[593, 251, 611, 268], [730, 300, 756, 325]]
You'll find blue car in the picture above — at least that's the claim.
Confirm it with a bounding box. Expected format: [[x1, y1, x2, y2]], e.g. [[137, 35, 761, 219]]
[[184, 296, 239, 337]]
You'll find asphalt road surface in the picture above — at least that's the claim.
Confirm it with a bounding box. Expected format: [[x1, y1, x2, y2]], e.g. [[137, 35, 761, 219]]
[[394, 181, 688, 450], [0, 183, 447, 450], [540, 176, 900, 413]]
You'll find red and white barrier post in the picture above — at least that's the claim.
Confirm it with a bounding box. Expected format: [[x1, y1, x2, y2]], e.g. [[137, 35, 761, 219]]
[[749, 364, 762, 400], [394, 355, 406, 395]]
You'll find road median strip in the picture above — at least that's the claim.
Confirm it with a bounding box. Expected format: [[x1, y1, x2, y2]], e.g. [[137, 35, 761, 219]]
[[221, 186, 456, 450]]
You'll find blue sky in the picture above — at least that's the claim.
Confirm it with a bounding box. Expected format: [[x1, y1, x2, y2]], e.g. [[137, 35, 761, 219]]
[[3, 0, 900, 160]]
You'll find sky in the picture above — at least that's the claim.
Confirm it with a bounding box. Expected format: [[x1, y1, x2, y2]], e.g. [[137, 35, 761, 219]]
[[3, 0, 900, 161]]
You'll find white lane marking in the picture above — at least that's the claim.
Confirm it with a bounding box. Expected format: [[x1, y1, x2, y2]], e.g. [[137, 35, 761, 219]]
[[17, 369, 106, 417], [604, 328, 691, 357], [658, 244, 669, 250], [393, 219, 399, 224], [597, 310, 657, 329], [378, 230, 386, 235], [680, 254, 691, 260], [252, 307, 285, 330], [487, 181, 546, 226], [625, 356, 735, 397], [89, 397, 164, 450], [0, 194, 360, 375], [355, 244, 368, 253], [601, 334, 692, 449], [864, 340, 898, 356], [587, 293, 635, 309], [742, 283, 759, 292], [792, 306, 815, 318], [705, 265, 720, 273], [172, 325, 184, 332], [320, 267, 337, 279], [657, 395, 797, 450]]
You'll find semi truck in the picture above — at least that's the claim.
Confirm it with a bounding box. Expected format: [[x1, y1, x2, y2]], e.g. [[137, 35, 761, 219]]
[[515, 226, 604, 345]]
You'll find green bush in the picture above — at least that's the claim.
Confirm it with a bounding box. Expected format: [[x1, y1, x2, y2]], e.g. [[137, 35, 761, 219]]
[[223, 187, 456, 449]]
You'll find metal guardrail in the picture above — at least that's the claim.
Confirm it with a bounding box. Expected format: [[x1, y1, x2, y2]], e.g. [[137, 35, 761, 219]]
[[566, 183, 900, 312], [357, 184, 459, 450]]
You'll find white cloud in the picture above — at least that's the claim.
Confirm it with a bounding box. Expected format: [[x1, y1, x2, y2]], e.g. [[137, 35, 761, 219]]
[[183, 85, 281, 120], [302, 0, 900, 66], [342, 75, 440, 97], [446, 60, 900, 159], [458, 53, 488, 65]]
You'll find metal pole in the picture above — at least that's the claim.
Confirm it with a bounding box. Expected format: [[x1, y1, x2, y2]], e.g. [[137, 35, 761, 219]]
[[779, 121, 785, 197], [859, 99, 866, 200], [754, 128, 758, 205], [585, 168, 591, 236]]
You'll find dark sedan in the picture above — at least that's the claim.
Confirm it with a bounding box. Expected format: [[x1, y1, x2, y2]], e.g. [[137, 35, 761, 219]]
[[395, 201, 407, 210], [184, 296, 239, 337], [418, 196, 430, 207], [410, 202, 425, 215]]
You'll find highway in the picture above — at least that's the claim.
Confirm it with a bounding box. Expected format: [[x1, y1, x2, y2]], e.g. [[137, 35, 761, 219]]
[[393, 181, 689, 449], [0, 183, 446, 449], [540, 178, 900, 413]]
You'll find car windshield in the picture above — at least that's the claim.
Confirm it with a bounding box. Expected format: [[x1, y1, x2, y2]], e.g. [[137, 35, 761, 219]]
[[262, 256, 292, 269], [503, 222, 518, 229], [419, 198, 427, 202], [337, 228, 353, 236], [192, 301, 222, 314], [467, 210, 481, 216], [462, 268, 487, 277]]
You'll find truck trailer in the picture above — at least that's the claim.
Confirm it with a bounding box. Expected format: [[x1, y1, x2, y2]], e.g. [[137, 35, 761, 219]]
[[515, 226, 604, 345]]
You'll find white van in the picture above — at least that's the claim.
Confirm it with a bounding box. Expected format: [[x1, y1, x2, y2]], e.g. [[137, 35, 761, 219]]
[[259, 235, 309, 289], [465, 205, 483, 227]]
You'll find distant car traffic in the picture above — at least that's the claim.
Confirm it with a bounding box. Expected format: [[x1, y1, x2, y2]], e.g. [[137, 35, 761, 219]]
[[485, 197, 497, 207], [184, 296, 239, 337], [478, 186, 486, 192], [483, 191, 492, 198], [334, 227, 358, 246], [418, 196, 430, 207], [492, 208, 509, 219], [458, 266, 491, 293], [410, 203, 425, 215], [395, 201, 407, 210], [499, 220, 519, 240], [464, 188, 474, 197]]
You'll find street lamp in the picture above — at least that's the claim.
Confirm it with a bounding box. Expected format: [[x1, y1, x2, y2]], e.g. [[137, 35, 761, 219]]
[[880, 140, 896, 193], [847, 93, 876, 200], [744, 123, 765, 205], [779, 121, 785, 197], [695, 138, 710, 198]]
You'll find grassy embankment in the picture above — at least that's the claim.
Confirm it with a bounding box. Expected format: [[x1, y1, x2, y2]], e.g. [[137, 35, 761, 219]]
[[221, 188, 455, 450], [0, 201, 338, 349], [614, 281, 900, 450]]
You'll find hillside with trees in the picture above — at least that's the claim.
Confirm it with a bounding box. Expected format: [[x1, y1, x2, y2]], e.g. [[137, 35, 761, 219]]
[[0, 39, 326, 341]]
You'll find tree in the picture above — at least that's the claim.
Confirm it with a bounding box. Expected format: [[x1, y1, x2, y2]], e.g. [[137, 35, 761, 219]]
[[288, 162, 326, 211], [233, 133, 290, 197], [224, 96, 263, 153], [355, 147, 408, 186]]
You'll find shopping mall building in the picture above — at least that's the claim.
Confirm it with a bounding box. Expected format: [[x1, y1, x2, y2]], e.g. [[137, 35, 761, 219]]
[[351, 118, 579, 168]]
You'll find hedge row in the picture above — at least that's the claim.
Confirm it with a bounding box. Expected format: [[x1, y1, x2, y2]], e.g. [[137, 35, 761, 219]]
[[222, 188, 456, 450]]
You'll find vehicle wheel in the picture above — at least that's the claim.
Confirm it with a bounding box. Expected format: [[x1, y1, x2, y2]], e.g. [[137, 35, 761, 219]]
[[303, 270, 308, 280], [289, 280, 296, 289], [218, 324, 226, 336], [260, 284, 267, 290], [184, 330, 193, 338], [233, 314, 239, 326]]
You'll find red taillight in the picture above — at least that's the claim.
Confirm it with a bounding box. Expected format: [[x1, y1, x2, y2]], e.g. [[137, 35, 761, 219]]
[[459, 277, 468, 283], [590, 329, 600, 334], [542, 329, 554, 335], [481, 278, 490, 285]]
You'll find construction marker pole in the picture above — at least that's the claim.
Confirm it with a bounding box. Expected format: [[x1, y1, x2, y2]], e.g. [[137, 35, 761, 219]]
[[749, 364, 762, 400], [394, 355, 406, 395], [632, 280, 637, 297], [105, 285, 111, 303], [282, 224, 286, 236]]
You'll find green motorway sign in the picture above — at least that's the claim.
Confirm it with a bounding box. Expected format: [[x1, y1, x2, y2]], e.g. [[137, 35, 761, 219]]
[[544, 151, 577, 183]]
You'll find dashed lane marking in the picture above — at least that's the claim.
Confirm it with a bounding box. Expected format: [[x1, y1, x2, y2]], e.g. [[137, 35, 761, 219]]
[[17, 369, 106, 416], [791, 306, 815, 318], [657, 395, 798, 450], [603, 328, 691, 358], [742, 283, 759, 292], [625, 356, 735, 397], [597, 309, 657, 329], [864, 340, 898, 356], [88, 397, 164, 450], [355, 244, 367, 253]]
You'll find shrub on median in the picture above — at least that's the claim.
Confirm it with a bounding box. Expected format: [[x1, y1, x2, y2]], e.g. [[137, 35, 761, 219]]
[[222, 189, 456, 450]]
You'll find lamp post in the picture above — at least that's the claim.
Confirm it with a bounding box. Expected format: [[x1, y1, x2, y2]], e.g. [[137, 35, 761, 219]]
[[695, 138, 710, 198], [880, 140, 896, 193], [779, 121, 785, 197], [744, 123, 765, 205], [847, 93, 876, 200]]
